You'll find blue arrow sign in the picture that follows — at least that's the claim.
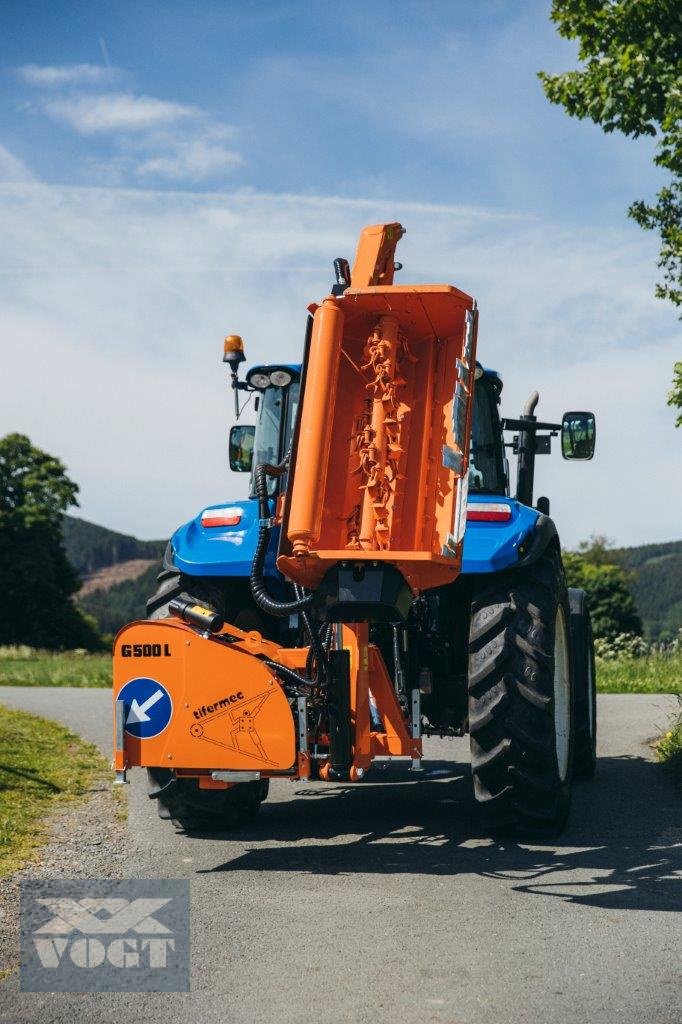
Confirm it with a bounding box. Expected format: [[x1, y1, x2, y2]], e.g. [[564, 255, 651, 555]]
[[117, 677, 173, 739]]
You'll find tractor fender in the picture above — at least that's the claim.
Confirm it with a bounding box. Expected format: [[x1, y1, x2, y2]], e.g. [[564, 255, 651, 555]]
[[513, 513, 560, 570], [460, 499, 559, 575], [169, 498, 279, 578]]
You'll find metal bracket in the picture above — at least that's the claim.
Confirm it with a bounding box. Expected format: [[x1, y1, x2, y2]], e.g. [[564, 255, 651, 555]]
[[442, 445, 463, 474], [113, 700, 128, 785], [211, 771, 262, 782], [296, 695, 308, 758], [410, 688, 422, 771]]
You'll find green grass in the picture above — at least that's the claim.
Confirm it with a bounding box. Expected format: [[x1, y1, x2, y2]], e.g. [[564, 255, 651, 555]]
[[0, 646, 111, 688], [655, 699, 682, 782], [1, 644, 680, 695], [0, 704, 109, 876], [596, 651, 682, 694]]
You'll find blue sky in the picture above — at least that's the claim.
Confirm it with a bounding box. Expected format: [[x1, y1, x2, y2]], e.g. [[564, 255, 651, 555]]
[[1, 0, 661, 214], [0, 0, 679, 544]]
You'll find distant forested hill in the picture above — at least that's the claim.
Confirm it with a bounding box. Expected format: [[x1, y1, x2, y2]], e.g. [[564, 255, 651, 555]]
[[610, 540, 682, 641], [79, 563, 161, 636], [62, 515, 165, 575], [61, 516, 165, 637]]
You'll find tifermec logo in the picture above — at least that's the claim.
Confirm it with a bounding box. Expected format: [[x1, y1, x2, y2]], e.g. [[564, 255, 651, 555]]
[[20, 879, 189, 991]]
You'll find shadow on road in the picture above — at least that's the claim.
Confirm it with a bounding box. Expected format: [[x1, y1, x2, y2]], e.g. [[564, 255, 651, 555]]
[[198, 754, 681, 913]]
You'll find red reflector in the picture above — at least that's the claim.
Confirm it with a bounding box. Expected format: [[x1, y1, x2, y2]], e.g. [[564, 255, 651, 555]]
[[201, 507, 242, 528], [467, 503, 512, 522]]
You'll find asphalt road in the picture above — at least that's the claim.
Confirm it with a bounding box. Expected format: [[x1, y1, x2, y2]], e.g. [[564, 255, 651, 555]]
[[1, 687, 680, 1024]]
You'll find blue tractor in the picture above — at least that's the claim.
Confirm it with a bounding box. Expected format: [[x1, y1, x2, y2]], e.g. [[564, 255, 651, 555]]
[[145, 229, 597, 835]]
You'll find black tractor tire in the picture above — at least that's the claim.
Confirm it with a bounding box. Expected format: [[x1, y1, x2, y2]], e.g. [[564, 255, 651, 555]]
[[146, 564, 224, 622], [146, 560, 266, 633], [468, 546, 574, 835], [148, 769, 269, 833], [569, 588, 597, 779], [145, 558, 269, 831]]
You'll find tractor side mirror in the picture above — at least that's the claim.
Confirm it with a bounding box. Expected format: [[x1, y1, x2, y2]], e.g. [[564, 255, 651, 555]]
[[229, 424, 255, 472], [561, 411, 596, 461]]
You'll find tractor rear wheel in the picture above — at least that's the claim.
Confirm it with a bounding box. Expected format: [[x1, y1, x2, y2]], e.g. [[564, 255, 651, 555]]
[[145, 561, 269, 830], [569, 588, 597, 779], [468, 547, 573, 835]]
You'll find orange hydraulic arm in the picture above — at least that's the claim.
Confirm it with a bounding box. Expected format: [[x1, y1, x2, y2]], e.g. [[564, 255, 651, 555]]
[[350, 222, 405, 288]]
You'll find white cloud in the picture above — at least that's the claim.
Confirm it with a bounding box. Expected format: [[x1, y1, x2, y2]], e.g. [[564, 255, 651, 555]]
[[135, 125, 242, 182], [0, 145, 35, 184], [0, 182, 678, 546], [37, 88, 241, 183], [18, 63, 115, 87], [44, 93, 199, 134]]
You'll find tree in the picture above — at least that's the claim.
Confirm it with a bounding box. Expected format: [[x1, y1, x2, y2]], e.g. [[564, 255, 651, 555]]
[[669, 359, 682, 426], [0, 434, 101, 649], [539, 1, 682, 417], [564, 540, 643, 640], [575, 533, 617, 566]]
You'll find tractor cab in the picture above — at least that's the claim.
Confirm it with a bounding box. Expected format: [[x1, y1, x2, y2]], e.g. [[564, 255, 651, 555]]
[[228, 363, 301, 495], [216, 344, 595, 579]]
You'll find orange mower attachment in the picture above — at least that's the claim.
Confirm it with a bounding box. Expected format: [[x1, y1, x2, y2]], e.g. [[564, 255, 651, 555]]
[[113, 618, 298, 777], [112, 220, 477, 824]]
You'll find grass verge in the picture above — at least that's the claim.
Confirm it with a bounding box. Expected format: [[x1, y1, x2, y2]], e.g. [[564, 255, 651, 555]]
[[0, 704, 108, 876], [1, 646, 680, 696], [655, 698, 682, 782], [0, 646, 111, 688], [596, 651, 682, 694]]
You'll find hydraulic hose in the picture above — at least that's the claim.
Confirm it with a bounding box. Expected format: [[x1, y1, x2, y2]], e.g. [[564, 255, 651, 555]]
[[249, 453, 314, 617], [294, 582, 328, 683], [263, 658, 318, 696]]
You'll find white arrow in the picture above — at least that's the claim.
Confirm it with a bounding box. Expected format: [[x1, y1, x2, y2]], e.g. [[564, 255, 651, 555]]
[[127, 689, 164, 725]]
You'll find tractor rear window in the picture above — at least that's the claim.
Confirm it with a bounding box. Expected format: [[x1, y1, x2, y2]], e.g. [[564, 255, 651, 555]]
[[253, 388, 283, 495], [253, 383, 300, 496], [470, 379, 507, 494]]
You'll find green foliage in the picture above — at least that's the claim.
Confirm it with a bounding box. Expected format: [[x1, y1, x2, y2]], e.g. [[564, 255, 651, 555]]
[[610, 539, 682, 640], [564, 544, 642, 640], [569, 534, 682, 642], [575, 533, 616, 565], [596, 648, 682, 693], [669, 360, 682, 426], [0, 646, 111, 687], [539, 1, 682, 410], [62, 515, 165, 576], [0, 703, 108, 876], [0, 434, 101, 650], [610, 537, 682, 571], [78, 563, 161, 635], [0, 433, 78, 530], [597, 655, 682, 693], [594, 630, 681, 693], [594, 632, 649, 659], [656, 697, 682, 780]]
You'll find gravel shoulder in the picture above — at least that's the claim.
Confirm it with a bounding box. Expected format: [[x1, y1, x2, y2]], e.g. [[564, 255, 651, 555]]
[[0, 742, 126, 981]]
